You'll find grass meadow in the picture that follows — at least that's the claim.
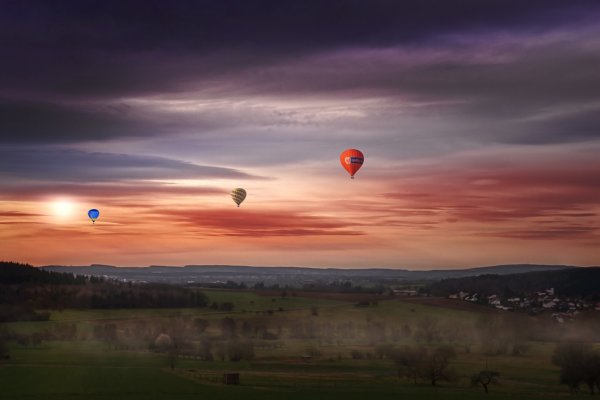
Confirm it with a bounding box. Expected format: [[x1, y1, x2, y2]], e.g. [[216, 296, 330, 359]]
[[0, 290, 588, 399]]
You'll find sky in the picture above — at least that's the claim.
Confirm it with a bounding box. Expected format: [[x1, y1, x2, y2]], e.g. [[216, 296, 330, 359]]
[[1, 0, 599, 269]]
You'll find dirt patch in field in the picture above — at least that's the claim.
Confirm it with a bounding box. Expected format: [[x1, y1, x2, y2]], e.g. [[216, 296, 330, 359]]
[[395, 296, 500, 314]]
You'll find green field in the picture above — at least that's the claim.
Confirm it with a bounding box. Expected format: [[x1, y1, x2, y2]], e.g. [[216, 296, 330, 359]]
[[0, 290, 590, 399]]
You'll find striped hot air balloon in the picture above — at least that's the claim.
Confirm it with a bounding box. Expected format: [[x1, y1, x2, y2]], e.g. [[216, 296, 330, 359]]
[[231, 188, 247, 207], [340, 149, 364, 179]]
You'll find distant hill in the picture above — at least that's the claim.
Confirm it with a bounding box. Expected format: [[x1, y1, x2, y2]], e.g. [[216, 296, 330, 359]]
[[40, 263, 577, 287], [427, 267, 600, 299]]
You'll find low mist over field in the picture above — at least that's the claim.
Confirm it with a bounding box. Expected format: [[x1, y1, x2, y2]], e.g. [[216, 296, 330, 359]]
[[1, 261, 599, 399]]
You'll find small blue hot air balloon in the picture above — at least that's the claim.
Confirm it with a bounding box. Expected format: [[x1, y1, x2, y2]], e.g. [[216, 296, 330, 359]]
[[88, 209, 100, 224]]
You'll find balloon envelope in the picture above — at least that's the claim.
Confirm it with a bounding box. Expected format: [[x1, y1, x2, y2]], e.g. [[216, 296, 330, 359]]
[[340, 149, 364, 178], [88, 209, 100, 222], [231, 188, 247, 207]]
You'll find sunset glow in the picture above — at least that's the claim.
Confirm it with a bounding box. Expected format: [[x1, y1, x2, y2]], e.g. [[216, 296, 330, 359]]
[[52, 200, 75, 219], [0, 2, 599, 268]]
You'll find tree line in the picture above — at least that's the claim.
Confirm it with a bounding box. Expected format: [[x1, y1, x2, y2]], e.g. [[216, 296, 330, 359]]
[[553, 341, 600, 394], [426, 267, 600, 299], [0, 261, 91, 285], [0, 261, 209, 315]]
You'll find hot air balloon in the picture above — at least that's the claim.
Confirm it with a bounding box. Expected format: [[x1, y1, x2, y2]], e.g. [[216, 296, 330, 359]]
[[231, 188, 247, 207], [340, 149, 364, 179], [88, 209, 100, 224]]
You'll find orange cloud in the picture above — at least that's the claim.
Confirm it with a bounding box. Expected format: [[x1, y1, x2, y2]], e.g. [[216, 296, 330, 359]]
[[153, 208, 365, 237]]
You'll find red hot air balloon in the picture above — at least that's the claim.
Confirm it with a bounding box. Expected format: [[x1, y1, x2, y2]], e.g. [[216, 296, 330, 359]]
[[340, 149, 364, 179]]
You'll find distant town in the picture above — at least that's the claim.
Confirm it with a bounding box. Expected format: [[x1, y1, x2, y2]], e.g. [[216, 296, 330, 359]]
[[446, 287, 600, 321]]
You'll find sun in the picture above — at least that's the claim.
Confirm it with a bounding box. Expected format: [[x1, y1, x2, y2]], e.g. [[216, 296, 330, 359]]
[[52, 200, 75, 218]]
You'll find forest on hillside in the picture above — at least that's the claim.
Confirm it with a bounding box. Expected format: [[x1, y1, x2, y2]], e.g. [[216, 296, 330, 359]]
[[426, 268, 600, 299], [0, 262, 209, 322]]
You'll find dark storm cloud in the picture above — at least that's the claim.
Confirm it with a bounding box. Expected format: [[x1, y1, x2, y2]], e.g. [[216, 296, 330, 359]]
[[1, 0, 599, 146], [0, 99, 153, 143], [1, 0, 595, 98], [0, 148, 257, 182], [4, 0, 596, 96], [223, 34, 600, 144]]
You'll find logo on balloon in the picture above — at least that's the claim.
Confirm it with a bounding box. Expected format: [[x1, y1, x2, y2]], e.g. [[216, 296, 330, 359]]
[[345, 156, 363, 165]]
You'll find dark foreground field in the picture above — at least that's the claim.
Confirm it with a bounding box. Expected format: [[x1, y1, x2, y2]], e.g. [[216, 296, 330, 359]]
[[1, 290, 598, 399]]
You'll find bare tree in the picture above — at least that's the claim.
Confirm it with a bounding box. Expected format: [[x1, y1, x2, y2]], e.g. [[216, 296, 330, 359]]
[[375, 343, 395, 359], [471, 370, 500, 394], [215, 342, 227, 361], [393, 346, 425, 384], [582, 354, 600, 395], [198, 338, 213, 361], [241, 321, 253, 339], [367, 321, 387, 345], [552, 341, 600, 394], [0, 336, 8, 361], [193, 318, 209, 334], [94, 323, 117, 349], [418, 345, 457, 387], [154, 333, 176, 370], [220, 317, 236, 339], [415, 317, 441, 344], [227, 340, 255, 362]]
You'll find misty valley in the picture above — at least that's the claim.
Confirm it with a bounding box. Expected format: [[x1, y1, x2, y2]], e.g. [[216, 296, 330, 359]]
[[1, 262, 599, 400]]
